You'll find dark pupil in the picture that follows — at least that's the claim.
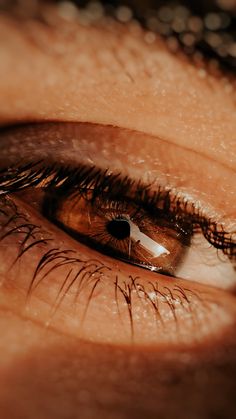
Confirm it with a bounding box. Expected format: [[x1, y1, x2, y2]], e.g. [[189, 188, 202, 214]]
[[107, 218, 131, 240]]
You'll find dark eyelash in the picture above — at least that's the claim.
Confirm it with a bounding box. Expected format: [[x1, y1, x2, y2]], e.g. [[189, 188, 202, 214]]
[[0, 197, 204, 332], [0, 196, 51, 264], [0, 191, 225, 337], [0, 199, 213, 334], [0, 195, 110, 312], [0, 160, 235, 260]]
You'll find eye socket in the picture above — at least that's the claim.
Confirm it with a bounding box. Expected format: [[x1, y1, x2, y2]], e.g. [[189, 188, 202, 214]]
[[0, 0, 235, 352], [0, 124, 235, 347]]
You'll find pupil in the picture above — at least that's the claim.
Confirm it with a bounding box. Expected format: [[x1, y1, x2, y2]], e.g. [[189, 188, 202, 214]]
[[107, 218, 131, 240]]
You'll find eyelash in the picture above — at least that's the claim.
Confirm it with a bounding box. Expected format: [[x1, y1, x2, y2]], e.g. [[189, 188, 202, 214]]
[[0, 160, 235, 261], [1, 196, 215, 336], [0, 160, 233, 337], [1, 195, 209, 329]]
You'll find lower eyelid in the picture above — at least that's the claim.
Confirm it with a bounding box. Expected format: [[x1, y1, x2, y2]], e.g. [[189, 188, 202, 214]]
[[0, 195, 235, 347]]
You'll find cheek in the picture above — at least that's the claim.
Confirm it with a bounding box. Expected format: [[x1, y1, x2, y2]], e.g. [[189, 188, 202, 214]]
[[0, 196, 236, 347], [1, 320, 236, 419]]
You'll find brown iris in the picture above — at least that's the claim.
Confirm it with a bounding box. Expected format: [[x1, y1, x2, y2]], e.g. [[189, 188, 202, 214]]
[[46, 192, 191, 275]]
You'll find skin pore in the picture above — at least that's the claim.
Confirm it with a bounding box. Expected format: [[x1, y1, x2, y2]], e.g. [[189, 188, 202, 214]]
[[0, 1, 236, 418]]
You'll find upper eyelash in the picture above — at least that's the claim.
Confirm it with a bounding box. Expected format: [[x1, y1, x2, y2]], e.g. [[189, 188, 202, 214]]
[[0, 160, 235, 260]]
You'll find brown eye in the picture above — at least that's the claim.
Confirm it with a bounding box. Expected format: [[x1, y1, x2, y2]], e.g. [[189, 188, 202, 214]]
[[7, 160, 235, 288], [43, 190, 191, 275]]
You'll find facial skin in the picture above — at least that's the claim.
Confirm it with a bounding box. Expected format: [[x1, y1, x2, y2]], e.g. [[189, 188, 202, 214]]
[[0, 3, 236, 419]]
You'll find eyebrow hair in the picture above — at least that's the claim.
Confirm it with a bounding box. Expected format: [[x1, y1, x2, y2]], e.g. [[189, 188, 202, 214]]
[[1, 0, 235, 73]]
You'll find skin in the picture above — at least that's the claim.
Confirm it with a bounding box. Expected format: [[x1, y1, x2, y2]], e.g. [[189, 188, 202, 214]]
[[0, 4, 236, 419]]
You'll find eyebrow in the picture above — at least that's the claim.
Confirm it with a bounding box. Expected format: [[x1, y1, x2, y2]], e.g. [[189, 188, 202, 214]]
[[1, 0, 235, 73]]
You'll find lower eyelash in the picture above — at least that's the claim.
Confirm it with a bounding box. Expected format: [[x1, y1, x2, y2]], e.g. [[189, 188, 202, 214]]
[[0, 195, 213, 338], [30, 248, 110, 307], [0, 195, 109, 291], [0, 196, 50, 265], [113, 276, 215, 341]]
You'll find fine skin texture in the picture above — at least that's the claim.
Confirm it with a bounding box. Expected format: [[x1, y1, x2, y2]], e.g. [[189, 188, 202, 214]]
[[0, 3, 236, 419]]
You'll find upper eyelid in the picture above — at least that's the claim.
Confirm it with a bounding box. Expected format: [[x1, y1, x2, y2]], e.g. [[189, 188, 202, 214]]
[[0, 120, 234, 172], [0, 121, 235, 173], [0, 122, 235, 225]]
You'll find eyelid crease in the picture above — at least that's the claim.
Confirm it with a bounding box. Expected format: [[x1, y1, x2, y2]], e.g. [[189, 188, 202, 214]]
[[1, 121, 235, 174], [0, 160, 235, 261]]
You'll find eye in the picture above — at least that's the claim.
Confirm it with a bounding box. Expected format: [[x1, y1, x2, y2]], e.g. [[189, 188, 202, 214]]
[[40, 164, 235, 286], [0, 122, 235, 347], [43, 177, 191, 277]]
